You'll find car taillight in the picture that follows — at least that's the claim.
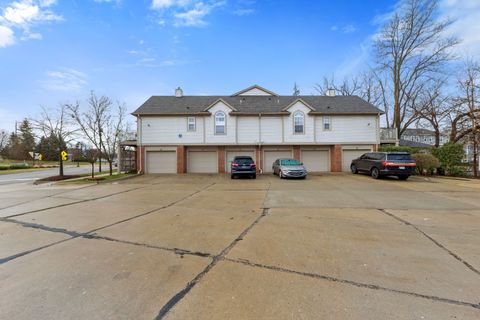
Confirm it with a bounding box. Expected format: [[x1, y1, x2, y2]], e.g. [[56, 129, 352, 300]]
[[250, 163, 256, 167], [231, 163, 239, 167]]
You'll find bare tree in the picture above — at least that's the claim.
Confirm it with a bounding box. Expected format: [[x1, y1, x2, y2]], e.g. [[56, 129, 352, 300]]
[[374, 0, 459, 138], [101, 103, 127, 175], [448, 62, 480, 176], [414, 79, 451, 147], [69, 91, 127, 176], [32, 105, 77, 176], [84, 147, 99, 179], [68, 91, 112, 173]]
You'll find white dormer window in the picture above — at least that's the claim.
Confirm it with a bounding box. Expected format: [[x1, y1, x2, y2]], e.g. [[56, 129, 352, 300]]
[[187, 117, 196, 132], [214, 111, 226, 135], [293, 111, 305, 134], [323, 116, 331, 131]]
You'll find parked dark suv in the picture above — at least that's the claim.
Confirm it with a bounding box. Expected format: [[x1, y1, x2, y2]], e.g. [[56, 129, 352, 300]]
[[231, 156, 257, 179], [350, 152, 416, 180]]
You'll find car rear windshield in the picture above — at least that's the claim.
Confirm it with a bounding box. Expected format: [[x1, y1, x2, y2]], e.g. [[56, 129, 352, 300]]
[[234, 158, 254, 165], [387, 154, 412, 161], [280, 159, 301, 166]]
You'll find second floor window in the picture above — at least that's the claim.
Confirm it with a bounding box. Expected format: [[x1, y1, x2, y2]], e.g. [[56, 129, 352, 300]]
[[187, 117, 196, 131], [293, 111, 304, 134], [215, 111, 226, 134], [323, 116, 331, 131]]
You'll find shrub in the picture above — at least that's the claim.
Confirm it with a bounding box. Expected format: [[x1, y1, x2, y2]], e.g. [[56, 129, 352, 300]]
[[378, 145, 428, 154], [449, 166, 467, 177], [9, 163, 30, 169], [431, 143, 464, 175], [412, 153, 440, 175]]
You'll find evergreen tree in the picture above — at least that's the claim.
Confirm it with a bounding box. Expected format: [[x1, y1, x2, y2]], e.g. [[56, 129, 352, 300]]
[[36, 134, 67, 161], [293, 82, 300, 96], [18, 119, 35, 159]]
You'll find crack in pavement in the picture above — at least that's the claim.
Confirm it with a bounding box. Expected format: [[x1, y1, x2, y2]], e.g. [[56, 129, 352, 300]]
[[378, 209, 480, 276], [154, 207, 270, 320], [3, 185, 148, 219], [0, 183, 98, 211], [0, 182, 216, 264], [224, 257, 480, 311]]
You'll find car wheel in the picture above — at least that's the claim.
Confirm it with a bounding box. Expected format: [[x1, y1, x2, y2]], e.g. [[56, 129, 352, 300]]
[[279, 170, 284, 179], [252, 174, 256, 179], [231, 174, 235, 179], [371, 167, 380, 179], [398, 175, 409, 180], [351, 164, 358, 174]]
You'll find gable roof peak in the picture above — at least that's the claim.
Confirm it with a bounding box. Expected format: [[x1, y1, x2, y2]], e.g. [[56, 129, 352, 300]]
[[231, 85, 279, 97]]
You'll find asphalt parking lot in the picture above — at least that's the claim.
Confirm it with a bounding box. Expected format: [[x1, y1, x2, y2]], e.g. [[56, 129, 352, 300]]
[[0, 173, 479, 319]]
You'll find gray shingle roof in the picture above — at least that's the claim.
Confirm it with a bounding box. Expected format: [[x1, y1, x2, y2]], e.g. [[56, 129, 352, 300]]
[[132, 95, 383, 115]]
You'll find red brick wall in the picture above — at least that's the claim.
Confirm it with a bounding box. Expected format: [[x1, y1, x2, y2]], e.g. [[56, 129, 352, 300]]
[[176, 146, 186, 173], [293, 146, 301, 161], [218, 146, 225, 173], [330, 144, 342, 172]]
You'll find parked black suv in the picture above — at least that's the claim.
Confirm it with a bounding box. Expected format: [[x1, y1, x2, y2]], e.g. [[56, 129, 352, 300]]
[[350, 152, 416, 180], [231, 156, 257, 179]]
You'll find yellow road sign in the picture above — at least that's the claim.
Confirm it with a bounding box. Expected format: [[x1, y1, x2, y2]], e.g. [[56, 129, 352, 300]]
[[61, 150, 67, 161], [38, 154, 42, 161]]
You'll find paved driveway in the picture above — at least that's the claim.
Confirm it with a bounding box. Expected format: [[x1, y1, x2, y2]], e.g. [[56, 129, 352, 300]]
[[0, 174, 479, 319]]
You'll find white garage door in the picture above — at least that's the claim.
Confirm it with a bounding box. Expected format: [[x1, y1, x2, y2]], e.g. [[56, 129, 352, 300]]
[[146, 151, 176, 173], [263, 150, 292, 172], [301, 150, 329, 172], [342, 149, 371, 172], [226, 150, 255, 173], [188, 151, 217, 173]]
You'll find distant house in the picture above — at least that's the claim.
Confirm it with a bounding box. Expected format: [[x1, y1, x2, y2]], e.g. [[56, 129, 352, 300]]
[[130, 85, 383, 174], [401, 128, 448, 147]]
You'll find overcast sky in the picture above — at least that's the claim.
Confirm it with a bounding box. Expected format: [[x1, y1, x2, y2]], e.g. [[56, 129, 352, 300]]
[[1, 0, 479, 132]]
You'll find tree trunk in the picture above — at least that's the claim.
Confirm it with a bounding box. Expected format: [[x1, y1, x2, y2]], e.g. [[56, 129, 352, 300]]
[[109, 161, 113, 176], [99, 157, 102, 172], [434, 130, 440, 148], [91, 163, 94, 179]]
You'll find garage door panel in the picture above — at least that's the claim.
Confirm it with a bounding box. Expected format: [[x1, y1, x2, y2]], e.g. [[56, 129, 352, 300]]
[[301, 150, 329, 172], [263, 150, 292, 172], [146, 151, 176, 174], [342, 149, 371, 172], [226, 151, 255, 173], [188, 151, 217, 173]]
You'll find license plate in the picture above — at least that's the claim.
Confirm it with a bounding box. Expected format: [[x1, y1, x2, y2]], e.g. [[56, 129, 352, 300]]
[[399, 166, 405, 169]]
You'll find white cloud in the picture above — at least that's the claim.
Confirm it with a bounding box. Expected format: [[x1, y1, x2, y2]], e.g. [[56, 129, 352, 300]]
[[0, 0, 63, 48], [331, 24, 356, 34], [233, 8, 254, 16], [151, 0, 225, 27], [40, 68, 88, 91], [0, 25, 15, 47], [439, 0, 480, 57], [174, 1, 224, 27]]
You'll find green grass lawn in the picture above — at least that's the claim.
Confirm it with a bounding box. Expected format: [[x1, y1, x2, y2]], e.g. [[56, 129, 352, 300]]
[[0, 167, 52, 175], [58, 173, 135, 184]]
